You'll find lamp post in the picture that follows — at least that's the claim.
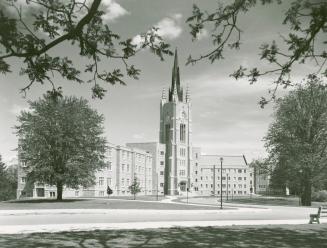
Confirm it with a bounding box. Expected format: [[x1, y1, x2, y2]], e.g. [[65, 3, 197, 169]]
[[226, 173, 229, 201], [220, 157, 223, 209], [156, 173, 159, 201]]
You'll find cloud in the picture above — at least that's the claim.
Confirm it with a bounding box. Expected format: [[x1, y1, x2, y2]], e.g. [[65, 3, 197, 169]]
[[9, 104, 29, 116], [155, 14, 183, 40], [196, 29, 208, 40], [101, 0, 129, 22], [132, 13, 183, 48]]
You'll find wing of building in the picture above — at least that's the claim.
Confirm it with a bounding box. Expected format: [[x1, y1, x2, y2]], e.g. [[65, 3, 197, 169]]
[[17, 49, 254, 199]]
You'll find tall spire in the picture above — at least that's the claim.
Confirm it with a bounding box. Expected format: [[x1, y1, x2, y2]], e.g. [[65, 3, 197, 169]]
[[169, 48, 183, 102]]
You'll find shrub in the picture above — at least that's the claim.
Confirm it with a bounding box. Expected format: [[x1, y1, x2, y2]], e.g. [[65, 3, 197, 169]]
[[312, 190, 327, 202]]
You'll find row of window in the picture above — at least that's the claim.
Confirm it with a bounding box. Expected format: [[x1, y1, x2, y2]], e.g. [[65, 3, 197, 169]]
[[197, 168, 248, 173], [195, 175, 248, 181], [199, 183, 249, 189], [194, 189, 248, 195]]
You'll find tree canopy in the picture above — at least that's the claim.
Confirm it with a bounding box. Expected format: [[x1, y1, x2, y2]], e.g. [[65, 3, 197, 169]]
[[187, 0, 327, 107], [0, 155, 17, 201], [264, 75, 327, 205], [15, 90, 107, 200], [0, 0, 173, 98], [129, 177, 141, 200]]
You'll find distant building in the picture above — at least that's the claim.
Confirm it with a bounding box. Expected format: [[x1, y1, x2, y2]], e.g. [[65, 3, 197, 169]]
[[17, 49, 254, 199], [192, 152, 253, 196]]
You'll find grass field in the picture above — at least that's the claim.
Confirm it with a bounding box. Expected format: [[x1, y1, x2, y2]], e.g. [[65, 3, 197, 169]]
[[225, 196, 326, 207], [0, 197, 224, 210], [0, 224, 327, 248]]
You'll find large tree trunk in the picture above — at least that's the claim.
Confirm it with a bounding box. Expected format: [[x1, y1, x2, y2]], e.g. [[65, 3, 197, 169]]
[[300, 173, 312, 206], [56, 182, 63, 201]]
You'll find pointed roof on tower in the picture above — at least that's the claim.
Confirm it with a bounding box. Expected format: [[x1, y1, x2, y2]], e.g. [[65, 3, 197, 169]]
[[169, 48, 183, 102]]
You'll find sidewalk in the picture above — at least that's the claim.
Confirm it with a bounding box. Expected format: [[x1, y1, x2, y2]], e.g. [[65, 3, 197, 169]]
[[1, 219, 324, 234]]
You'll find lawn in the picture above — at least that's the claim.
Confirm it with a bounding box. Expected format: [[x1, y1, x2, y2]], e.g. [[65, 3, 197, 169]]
[[225, 196, 325, 207], [0, 198, 223, 210], [0, 224, 327, 248], [178, 195, 325, 207]]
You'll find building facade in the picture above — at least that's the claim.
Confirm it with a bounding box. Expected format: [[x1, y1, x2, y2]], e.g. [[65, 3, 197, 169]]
[[17, 49, 254, 199]]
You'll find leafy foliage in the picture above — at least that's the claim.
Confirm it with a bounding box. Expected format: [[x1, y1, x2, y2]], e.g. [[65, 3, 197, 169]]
[[15, 90, 107, 200], [264, 75, 327, 205], [0, 155, 17, 201], [128, 177, 141, 200], [187, 0, 327, 106], [0, 0, 173, 98]]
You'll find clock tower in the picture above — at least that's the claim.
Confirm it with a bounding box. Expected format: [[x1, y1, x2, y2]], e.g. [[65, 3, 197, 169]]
[[159, 49, 192, 195]]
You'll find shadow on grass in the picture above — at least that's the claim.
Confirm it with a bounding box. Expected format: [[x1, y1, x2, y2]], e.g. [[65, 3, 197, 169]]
[[1, 225, 327, 248], [6, 198, 89, 204]]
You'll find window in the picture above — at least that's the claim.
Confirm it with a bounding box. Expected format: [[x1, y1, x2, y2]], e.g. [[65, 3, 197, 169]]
[[179, 170, 186, 176], [180, 148, 186, 157], [195, 171, 198, 175], [222, 177, 226, 180], [206, 184, 208, 188], [180, 124, 186, 142], [250, 173, 252, 177], [107, 178, 112, 186], [121, 178, 125, 186], [195, 162, 198, 166], [99, 177, 104, 186], [160, 171, 164, 175], [75, 191, 79, 197], [160, 161, 164, 165], [195, 153, 198, 159], [238, 169, 242, 173], [160, 151, 164, 155], [99, 191, 104, 197], [107, 161, 112, 171], [21, 177, 26, 183], [121, 164, 125, 172], [244, 177, 246, 180], [50, 192, 56, 197], [195, 178, 198, 182], [160, 183, 164, 187], [127, 164, 130, 172], [244, 169, 247, 173], [238, 177, 242, 180]]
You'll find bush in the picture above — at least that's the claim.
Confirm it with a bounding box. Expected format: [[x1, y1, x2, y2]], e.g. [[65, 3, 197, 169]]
[[312, 190, 327, 202]]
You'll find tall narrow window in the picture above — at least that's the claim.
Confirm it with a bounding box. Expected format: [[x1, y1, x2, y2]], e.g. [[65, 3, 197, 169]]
[[180, 124, 186, 142]]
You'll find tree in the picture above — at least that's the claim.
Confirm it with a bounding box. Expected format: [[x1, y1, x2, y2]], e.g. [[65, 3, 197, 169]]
[[0, 155, 17, 201], [15, 90, 107, 200], [187, 0, 327, 107], [0, 0, 173, 98], [264, 75, 327, 205], [129, 177, 141, 200], [107, 185, 113, 198]]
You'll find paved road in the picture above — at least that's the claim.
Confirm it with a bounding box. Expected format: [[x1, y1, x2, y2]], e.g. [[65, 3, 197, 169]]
[[0, 198, 321, 233]]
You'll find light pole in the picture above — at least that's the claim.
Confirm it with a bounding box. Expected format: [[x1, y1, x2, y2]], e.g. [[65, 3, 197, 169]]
[[226, 173, 229, 201], [220, 157, 223, 209], [156, 173, 159, 201]]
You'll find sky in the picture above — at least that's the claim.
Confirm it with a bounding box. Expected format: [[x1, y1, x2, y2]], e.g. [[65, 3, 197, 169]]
[[0, 0, 318, 163]]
